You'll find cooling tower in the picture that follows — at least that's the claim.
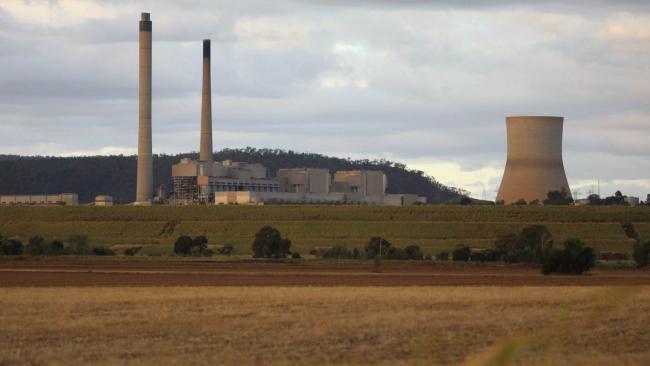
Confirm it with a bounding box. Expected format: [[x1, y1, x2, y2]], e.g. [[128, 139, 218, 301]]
[[496, 116, 571, 204], [199, 39, 214, 176], [136, 12, 153, 204]]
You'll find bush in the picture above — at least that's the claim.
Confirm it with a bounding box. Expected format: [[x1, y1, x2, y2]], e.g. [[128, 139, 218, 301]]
[[365, 237, 391, 258], [25, 236, 45, 256], [124, 246, 142, 256], [322, 245, 353, 259], [46, 240, 65, 255], [66, 235, 90, 255], [252, 226, 292, 259], [386, 246, 407, 260], [0, 239, 23, 255], [621, 222, 640, 240], [452, 244, 470, 262], [193, 235, 208, 252], [174, 235, 194, 256], [403, 245, 424, 260], [436, 251, 449, 261], [470, 248, 501, 262], [632, 240, 650, 268], [92, 246, 115, 256], [542, 239, 596, 275], [291, 252, 301, 259], [217, 244, 235, 256], [494, 225, 554, 263]]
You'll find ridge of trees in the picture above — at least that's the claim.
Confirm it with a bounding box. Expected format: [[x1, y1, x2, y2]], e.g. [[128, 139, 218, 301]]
[[0, 147, 464, 204]]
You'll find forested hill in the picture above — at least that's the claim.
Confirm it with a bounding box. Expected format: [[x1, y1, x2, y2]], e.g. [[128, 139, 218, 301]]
[[0, 148, 465, 204]]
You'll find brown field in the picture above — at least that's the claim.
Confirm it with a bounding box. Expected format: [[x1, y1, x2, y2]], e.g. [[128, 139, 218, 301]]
[[1, 258, 650, 287], [1, 285, 649, 365]]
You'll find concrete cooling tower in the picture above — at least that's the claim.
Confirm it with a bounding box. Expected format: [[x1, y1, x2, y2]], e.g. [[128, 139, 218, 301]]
[[496, 116, 572, 204], [136, 12, 153, 204]]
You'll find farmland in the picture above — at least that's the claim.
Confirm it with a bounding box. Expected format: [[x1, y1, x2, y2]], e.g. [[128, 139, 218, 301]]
[[1, 285, 649, 365], [1, 205, 648, 255]]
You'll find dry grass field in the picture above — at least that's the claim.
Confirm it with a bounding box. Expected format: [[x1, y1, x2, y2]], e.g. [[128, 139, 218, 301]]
[[1, 286, 649, 365]]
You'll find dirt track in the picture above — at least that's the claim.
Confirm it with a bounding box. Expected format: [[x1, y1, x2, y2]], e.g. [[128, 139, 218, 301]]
[[1, 258, 650, 287]]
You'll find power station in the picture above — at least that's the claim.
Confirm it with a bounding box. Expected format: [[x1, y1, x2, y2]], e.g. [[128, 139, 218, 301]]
[[496, 116, 572, 204], [131, 13, 578, 206]]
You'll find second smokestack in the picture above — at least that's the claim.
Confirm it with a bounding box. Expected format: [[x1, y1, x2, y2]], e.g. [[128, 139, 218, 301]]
[[199, 39, 214, 176]]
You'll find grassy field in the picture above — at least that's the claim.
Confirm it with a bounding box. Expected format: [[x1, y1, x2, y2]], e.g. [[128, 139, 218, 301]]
[[0, 205, 648, 255], [1, 286, 649, 365]]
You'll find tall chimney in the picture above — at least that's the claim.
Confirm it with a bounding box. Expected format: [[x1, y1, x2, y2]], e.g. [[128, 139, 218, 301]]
[[136, 12, 153, 204], [199, 39, 214, 176]]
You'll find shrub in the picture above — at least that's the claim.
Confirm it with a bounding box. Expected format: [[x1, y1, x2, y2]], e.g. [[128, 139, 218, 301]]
[[217, 244, 235, 256], [470, 248, 500, 262], [436, 251, 449, 261], [452, 244, 470, 262], [174, 235, 194, 256], [494, 225, 554, 263], [291, 252, 301, 259], [193, 235, 208, 251], [124, 246, 142, 256], [67, 235, 90, 255], [46, 240, 65, 255], [542, 239, 596, 275], [25, 236, 45, 256], [365, 237, 391, 258], [403, 245, 424, 260], [252, 226, 292, 259], [0, 239, 23, 255], [322, 245, 353, 259], [513, 199, 527, 206], [92, 246, 115, 256], [386, 246, 407, 260], [621, 222, 640, 240], [632, 240, 650, 268]]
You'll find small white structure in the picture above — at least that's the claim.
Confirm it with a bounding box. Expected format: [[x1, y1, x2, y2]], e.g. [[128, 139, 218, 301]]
[[624, 196, 640, 206], [95, 195, 114, 206]]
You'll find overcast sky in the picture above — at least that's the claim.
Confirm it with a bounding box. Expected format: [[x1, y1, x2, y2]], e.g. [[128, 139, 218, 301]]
[[1, 0, 649, 200]]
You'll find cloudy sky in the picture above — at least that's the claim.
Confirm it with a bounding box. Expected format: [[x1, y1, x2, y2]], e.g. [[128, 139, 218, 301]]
[[1, 0, 649, 200]]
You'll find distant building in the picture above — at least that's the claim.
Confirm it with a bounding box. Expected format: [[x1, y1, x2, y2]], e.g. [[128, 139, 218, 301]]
[[277, 168, 331, 194], [0, 193, 78, 206], [172, 159, 279, 204], [95, 195, 114, 206], [624, 196, 640, 206]]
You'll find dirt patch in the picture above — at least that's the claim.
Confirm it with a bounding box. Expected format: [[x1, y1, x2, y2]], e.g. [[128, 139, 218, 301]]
[[1, 258, 649, 287]]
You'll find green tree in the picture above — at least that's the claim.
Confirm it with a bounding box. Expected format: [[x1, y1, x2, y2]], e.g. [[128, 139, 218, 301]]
[[542, 238, 596, 275], [365, 237, 391, 258], [252, 226, 292, 258], [174, 235, 194, 256], [0, 238, 23, 255], [25, 236, 45, 256], [66, 235, 90, 255], [544, 188, 573, 205], [632, 240, 650, 268]]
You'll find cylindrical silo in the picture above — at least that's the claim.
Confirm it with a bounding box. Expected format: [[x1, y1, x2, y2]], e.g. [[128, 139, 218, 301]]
[[136, 12, 153, 204], [199, 39, 214, 176], [496, 116, 571, 204]]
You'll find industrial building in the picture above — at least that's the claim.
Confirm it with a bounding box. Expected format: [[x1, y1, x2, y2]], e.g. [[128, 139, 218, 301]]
[[0, 193, 78, 206], [497, 116, 572, 204], [95, 195, 114, 206]]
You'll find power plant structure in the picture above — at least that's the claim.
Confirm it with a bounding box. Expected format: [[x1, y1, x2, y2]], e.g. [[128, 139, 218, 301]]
[[136, 12, 153, 205], [496, 116, 572, 204], [199, 39, 215, 177]]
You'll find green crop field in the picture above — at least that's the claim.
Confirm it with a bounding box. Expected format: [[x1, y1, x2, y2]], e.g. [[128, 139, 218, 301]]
[[0, 205, 648, 255]]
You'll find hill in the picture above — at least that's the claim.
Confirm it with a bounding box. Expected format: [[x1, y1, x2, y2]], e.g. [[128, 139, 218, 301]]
[[0, 148, 465, 204]]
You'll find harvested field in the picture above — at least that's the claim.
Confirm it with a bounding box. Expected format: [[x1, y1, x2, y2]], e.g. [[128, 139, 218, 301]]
[[1, 286, 649, 365], [1, 258, 649, 287]]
